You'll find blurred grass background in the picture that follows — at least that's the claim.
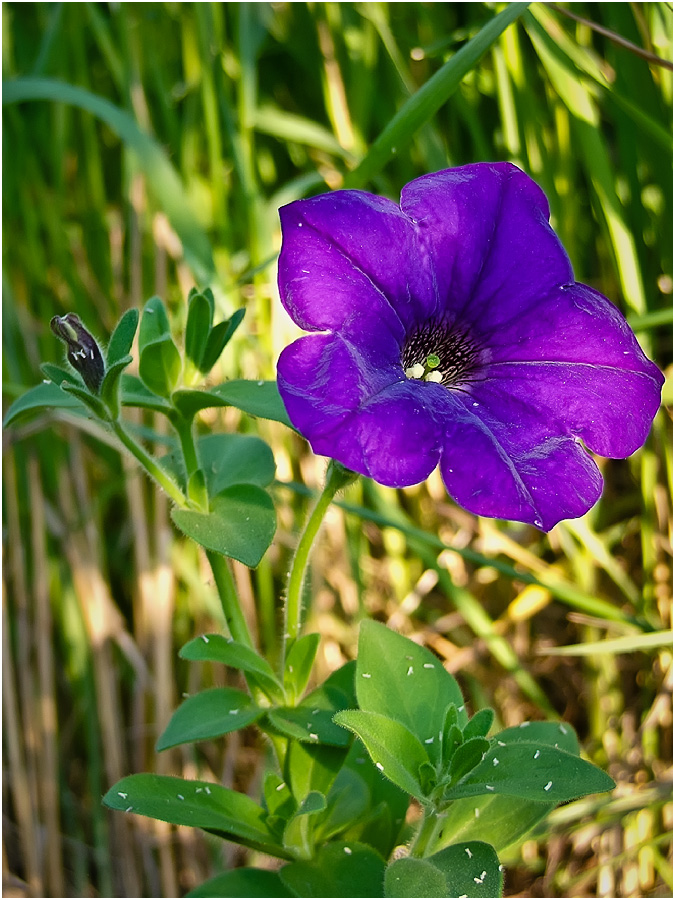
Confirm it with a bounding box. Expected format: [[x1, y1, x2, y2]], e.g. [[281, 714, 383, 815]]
[[1, 2, 672, 897]]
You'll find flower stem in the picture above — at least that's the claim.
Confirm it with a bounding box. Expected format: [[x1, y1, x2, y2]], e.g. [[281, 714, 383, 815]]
[[409, 807, 445, 859], [111, 419, 187, 508], [283, 461, 357, 655], [206, 550, 255, 649]]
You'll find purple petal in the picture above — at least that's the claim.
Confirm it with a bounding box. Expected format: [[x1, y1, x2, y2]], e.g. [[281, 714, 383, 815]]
[[279, 336, 442, 486], [278, 191, 434, 337], [480, 284, 664, 457], [401, 163, 574, 325], [434, 389, 603, 530]]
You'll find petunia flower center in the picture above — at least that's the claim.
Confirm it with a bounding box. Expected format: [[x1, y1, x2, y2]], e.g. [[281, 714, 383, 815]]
[[402, 319, 482, 389]]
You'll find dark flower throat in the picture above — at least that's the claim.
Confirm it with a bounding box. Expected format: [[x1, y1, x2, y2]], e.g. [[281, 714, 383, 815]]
[[401, 319, 482, 388]]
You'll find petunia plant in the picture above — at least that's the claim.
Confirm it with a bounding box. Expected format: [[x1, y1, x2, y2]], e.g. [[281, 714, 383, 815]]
[[3, 164, 662, 899]]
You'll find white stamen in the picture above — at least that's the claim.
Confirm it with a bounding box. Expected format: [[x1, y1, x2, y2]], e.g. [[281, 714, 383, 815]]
[[405, 363, 425, 379], [424, 370, 443, 383]]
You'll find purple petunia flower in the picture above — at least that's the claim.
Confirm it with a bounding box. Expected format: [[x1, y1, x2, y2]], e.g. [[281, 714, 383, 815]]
[[276, 163, 663, 530]]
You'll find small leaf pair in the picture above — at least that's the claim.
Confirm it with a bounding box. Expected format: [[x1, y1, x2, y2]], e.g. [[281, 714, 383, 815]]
[[185, 287, 245, 380]]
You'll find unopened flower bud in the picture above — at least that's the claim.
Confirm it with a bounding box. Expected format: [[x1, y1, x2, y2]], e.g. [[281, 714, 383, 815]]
[[50, 313, 105, 394]]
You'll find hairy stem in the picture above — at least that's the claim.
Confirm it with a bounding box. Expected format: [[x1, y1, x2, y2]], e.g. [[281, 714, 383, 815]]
[[206, 550, 255, 649], [283, 461, 357, 660], [111, 419, 187, 508]]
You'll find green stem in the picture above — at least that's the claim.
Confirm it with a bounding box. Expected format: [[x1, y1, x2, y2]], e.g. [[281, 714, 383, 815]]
[[283, 461, 357, 656], [111, 419, 187, 508], [410, 806, 445, 859], [169, 411, 209, 509], [206, 550, 255, 650]]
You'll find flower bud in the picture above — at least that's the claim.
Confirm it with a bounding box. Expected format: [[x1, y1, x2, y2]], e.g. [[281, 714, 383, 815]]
[[50, 313, 105, 394]]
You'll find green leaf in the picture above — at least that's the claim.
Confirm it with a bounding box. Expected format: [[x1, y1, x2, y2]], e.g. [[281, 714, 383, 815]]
[[263, 773, 295, 821], [267, 706, 351, 748], [138, 297, 182, 397], [305, 660, 357, 709], [40, 362, 80, 386], [284, 633, 320, 700], [139, 296, 172, 348], [270, 659, 359, 746], [180, 634, 283, 701], [356, 621, 467, 767], [441, 716, 464, 769], [282, 790, 327, 858], [200, 308, 246, 372], [187, 868, 294, 898], [444, 742, 615, 803], [103, 774, 286, 858], [314, 766, 370, 843], [198, 433, 276, 494], [463, 709, 495, 741], [491, 720, 579, 754], [449, 737, 490, 784], [282, 741, 348, 804], [385, 842, 503, 898], [280, 841, 386, 899], [3, 381, 87, 427], [172, 379, 293, 427], [106, 308, 139, 366], [384, 858, 446, 898], [99, 354, 133, 416], [120, 374, 173, 413], [434, 794, 554, 854], [338, 740, 409, 858], [171, 484, 276, 568], [185, 291, 214, 369], [156, 687, 264, 751], [139, 335, 182, 398], [61, 381, 108, 419], [343, 3, 530, 189], [334, 710, 429, 801]]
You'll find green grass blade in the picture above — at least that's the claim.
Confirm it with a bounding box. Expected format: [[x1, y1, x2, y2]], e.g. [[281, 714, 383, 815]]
[[343, 3, 531, 189], [3, 77, 215, 280]]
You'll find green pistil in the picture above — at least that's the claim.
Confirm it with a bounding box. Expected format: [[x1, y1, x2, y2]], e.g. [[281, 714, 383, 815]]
[[405, 352, 443, 383]]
